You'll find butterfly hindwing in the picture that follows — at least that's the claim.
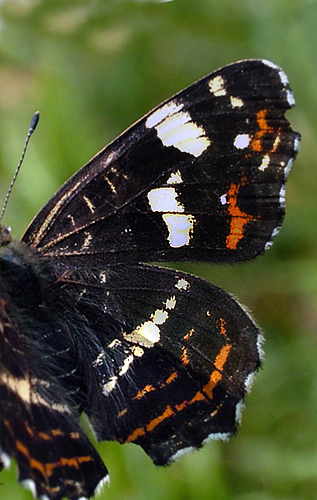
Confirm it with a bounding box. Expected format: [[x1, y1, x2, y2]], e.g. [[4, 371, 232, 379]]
[[59, 264, 261, 465]]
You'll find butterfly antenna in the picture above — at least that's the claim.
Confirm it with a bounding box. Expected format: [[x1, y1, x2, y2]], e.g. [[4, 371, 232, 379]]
[[0, 111, 40, 223]]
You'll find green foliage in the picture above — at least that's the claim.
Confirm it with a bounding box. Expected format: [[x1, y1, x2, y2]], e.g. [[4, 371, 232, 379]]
[[0, 0, 315, 499]]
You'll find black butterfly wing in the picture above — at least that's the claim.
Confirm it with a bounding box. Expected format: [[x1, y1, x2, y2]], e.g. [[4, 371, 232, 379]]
[[61, 264, 261, 465], [22, 60, 299, 265], [0, 273, 108, 500]]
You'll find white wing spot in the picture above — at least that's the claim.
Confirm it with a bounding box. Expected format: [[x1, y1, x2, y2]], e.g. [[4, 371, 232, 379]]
[[132, 322, 160, 345], [165, 296, 176, 309], [147, 187, 196, 248], [123, 297, 176, 348], [152, 309, 169, 325], [103, 347, 145, 395], [175, 278, 190, 291], [234, 134, 250, 149], [146, 100, 184, 127], [119, 354, 134, 376], [107, 339, 122, 349], [209, 75, 226, 96], [273, 135, 281, 151], [132, 346, 144, 357], [147, 187, 184, 213], [93, 352, 105, 367], [146, 101, 210, 157], [102, 376, 118, 396], [259, 154, 270, 171], [220, 194, 227, 205], [167, 170, 183, 184], [230, 96, 244, 108], [163, 213, 195, 248]]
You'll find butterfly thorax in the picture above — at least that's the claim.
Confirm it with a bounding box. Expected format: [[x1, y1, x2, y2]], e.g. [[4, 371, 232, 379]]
[[0, 225, 46, 306]]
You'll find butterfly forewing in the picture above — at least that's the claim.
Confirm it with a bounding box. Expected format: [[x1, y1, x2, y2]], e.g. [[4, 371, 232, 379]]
[[22, 60, 299, 265]]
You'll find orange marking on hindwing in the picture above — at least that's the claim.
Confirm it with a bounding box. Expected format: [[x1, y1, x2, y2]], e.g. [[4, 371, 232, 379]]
[[202, 344, 231, 397], [133, 384, 156, 400], [126, 405, 175, 443], [219, 318, 226, 336], [181, 347, 190, 366], [38, 432, 51, 441], [219, 317, 231, 342], [51, 429, 64, 437], [133, 372, 178, 401], [164, 372, 178, 385], [125, 342, 232, 443], [117, 408, 128, 418], [24, 421, 35, 436], [16, 440, 46, 476], [70, 431, 80, 439], [146, 405, 175, 431], [126, 427, 146, 443], [176, 343, 232, 410], [183, 329, 194, 340]]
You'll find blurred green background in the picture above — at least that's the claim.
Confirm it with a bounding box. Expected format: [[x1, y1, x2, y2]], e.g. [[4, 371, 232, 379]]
[[0, 0, 315, 499]]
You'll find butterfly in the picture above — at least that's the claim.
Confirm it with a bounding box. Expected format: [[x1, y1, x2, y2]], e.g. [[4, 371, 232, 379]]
[[0, 59, 300, 500]]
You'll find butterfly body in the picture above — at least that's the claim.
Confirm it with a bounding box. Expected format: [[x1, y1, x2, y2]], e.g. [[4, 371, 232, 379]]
[[0, 60, 299, 500]]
